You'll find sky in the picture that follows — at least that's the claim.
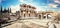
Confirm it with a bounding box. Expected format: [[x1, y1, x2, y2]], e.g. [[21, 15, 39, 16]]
[[0, 0, 60, 13]]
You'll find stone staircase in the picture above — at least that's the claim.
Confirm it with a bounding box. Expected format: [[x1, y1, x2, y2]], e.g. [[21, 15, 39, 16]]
[[1, 19, 18, 27]]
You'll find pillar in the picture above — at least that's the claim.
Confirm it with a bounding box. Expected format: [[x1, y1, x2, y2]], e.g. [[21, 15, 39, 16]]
[[41, 14, 43, 19], [46, 14, 48, 19]]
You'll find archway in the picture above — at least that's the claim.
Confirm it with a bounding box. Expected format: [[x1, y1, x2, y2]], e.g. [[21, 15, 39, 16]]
[[47, 14, 52, 19], [39, 15, 41, 19]]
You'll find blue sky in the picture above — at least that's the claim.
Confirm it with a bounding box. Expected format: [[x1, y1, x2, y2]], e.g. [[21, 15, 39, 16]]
[[0, 0, 60, 12]]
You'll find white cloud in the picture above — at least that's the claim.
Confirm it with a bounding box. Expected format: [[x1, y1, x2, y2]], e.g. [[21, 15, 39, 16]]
[[48, 4, 58, 8], [10, 0, 33, 13], [25, 3, 47, 11], [10, 5, 20, 13], [18, 0, 33, 3], [54, 0, 60, 4], [35, 6, 46, 11], [18, 0, 47, 12], [19, 0, 25, 2], [24, 3, 43, 11]]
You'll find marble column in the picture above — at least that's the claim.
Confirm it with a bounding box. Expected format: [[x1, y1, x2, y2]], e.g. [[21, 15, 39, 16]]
[[41, 14, 43, 19], [46, 14, 48, 19]]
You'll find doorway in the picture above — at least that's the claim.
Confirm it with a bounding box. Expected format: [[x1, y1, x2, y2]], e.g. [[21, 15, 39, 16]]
[[39, 15, 41, 19]]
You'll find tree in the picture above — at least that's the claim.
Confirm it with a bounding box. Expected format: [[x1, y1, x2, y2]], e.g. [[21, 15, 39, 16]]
[[1, 6, 2, 13]]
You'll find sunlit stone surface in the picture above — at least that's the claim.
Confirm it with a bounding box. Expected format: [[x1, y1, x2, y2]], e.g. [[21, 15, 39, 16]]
[[3, 19, 49, 28]]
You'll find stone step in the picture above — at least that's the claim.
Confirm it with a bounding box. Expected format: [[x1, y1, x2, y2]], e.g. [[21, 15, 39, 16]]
[[1, 20, 18, 27]]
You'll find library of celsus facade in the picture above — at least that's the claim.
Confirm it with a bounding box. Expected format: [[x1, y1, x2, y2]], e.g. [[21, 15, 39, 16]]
[[20, 4, 37, 19]]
